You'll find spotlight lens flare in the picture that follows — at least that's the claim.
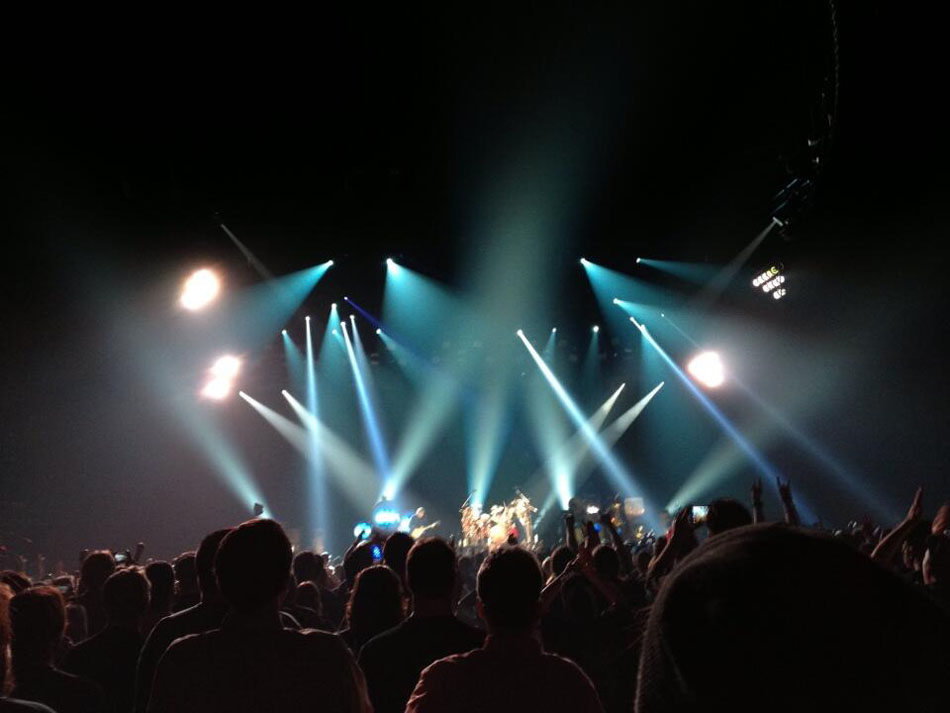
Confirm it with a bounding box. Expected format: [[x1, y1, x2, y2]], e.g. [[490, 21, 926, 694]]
[[211, 355, 241, 379], [592, 325, 600, 333], [687, 351, 725, 389], [180, 268, 220, 311], [202, 378, 232, 400], [375, 328, 382, 335]]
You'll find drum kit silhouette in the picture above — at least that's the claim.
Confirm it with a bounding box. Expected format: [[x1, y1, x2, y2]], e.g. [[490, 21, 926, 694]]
[[459, 490, 538, 549]]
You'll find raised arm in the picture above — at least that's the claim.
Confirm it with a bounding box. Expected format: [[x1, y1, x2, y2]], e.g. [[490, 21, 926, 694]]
[[777, 478, 800, 526], [646, 508, 697, 587], [751, 478, 765, 524], [600, 512, 634, 576], [871, 487, 923, 568], [565, 512, 579, 552]]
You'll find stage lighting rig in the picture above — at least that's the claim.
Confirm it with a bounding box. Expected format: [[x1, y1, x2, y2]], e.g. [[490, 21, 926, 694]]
[[752, 263, 787, 301]]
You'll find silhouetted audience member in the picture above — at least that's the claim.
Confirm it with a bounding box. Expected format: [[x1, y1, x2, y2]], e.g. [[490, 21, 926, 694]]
[[339, 565, 404, 653], [64, 567, 149, 713], [292, 581, 329, 629], [341, 541, 376, 595], [9, 586, 103, 713], [704, 497, 753, 536], [0, 574, 31, 596], [550, 545, 575, 579], [359, 538, 484, 713], [636, 524, 950, 713], [279, 575, 323, 630], [171, 553, 198, 612], [406, 546, 602, 712], [76, 551, 116, 638], [923, 532, 950, 611], [0, 584, 56, 712], [142, 562, 174, 636], [383, 532, 414, 585], [134, 528, 232, 713], [147, 519, 371, 712], [293, 550, 343, 629]]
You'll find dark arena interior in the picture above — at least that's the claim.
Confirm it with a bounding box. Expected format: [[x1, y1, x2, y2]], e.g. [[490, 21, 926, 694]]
[[1, 3, 948, 712]]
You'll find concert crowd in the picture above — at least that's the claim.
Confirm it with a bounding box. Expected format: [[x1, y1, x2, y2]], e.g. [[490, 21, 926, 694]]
[[1, 482, 948, 712]]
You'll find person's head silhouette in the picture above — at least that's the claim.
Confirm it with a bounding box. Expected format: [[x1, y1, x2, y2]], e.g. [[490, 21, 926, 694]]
[[103, 567, 150, 627], [705, 498, 753, 536], [10, 586, 66, 666], [476, 546, 543, 634], [214, 519, 292, 614], [196, 528, 232, 602], [406, 537, 457, 605]]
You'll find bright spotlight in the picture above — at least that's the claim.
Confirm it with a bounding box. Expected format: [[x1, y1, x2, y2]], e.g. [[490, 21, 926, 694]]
[[375, 328, 382, 335], [636, 257, 642, 264], [580, 257, 589, 265], [386, 258, 394, 266], [551, 327, 557, 333], [516, 329, 524, 337], [180, 268, 221, 311], [281, 329, 288, 335], [305, 316, 310, 321], [687, 351, 725, 389], [612, 298, 620, 305], [202, 377, 232, 400], [327, 260, 334, 266], [592, 325, 600, 333], [281, 389, 289, 396], [331, 303, 337, 309], [211, 355, 241, 379]]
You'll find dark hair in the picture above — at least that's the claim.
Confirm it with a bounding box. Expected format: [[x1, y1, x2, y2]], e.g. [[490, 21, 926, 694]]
[[637, 524, 950, 712], [924, 533, 950, 583], [347, 565, 404, 646], [705, 498, 753, 536], [292, 551, 321, 584], [636, 549, 652, 574], [10, 586, 66, 664], [295, 581, 323, 616], [145, 561, 175, 612], [551, 546, 574, 577], [0, 571, 31, 595], [103, 567, 150, 621], [343, 541, 376, 585], [407, 538, 457, 600], [196, 528, 232, 596], [173, 552, 197, 590], [79, 551, 116, 593], [593, 544, 620, 581], [477, 546, 542, 631], [383, 532, 415, 582], [215, 519, 292, 612]]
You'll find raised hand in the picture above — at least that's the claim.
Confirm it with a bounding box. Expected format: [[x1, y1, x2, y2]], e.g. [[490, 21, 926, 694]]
[[777, 477, 793, 504], [668, 507, 694, 549], [751, 478, 763, 503], [905, 486, 924, 523]]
